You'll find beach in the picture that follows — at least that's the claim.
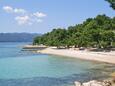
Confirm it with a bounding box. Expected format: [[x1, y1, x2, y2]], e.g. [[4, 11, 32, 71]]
[[39, 47, 115, 64]]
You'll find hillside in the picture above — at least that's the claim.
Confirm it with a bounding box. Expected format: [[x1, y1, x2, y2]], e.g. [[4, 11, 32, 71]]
[[0, 33, 41, 42]]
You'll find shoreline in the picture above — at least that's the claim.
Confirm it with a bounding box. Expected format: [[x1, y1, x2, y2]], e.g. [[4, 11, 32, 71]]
[[38, 47, 115, 64]]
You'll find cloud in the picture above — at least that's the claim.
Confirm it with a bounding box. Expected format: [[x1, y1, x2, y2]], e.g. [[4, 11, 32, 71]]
[[14, 8, 26, 14], [3, 5, 47, 25], [3, 6, 13, 13], [33, 12, 47, 18], [15, 16, 30, 25], [3, 6, 26, 14]]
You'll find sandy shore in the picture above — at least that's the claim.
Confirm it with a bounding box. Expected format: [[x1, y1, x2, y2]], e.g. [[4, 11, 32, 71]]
[[38, 47, 115, 64]]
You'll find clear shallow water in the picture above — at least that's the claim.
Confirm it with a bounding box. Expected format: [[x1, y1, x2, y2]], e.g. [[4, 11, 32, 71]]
[[0, 42, 115, 86]]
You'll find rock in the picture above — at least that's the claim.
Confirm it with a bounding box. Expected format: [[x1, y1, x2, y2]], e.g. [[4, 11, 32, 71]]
[[74, 79, 114, 86], [74, 81, 82, 86], [82, 80, 103, 86], [111, 78, 115, 83], [102, 80, 112, 86]]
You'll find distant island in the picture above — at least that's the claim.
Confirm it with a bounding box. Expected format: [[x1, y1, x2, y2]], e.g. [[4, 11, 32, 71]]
[[0, 33, 41, 42]]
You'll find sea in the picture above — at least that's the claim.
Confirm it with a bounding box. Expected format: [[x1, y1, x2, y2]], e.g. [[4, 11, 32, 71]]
[[0, 42, 115, 86]]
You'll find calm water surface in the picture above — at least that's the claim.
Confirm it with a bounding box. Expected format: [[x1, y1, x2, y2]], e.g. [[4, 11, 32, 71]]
[[0, 42, 115, 86]]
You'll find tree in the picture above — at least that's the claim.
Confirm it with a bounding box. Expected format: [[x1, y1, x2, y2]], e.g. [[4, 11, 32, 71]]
[[106, 0, 115, 10], [101, 31, 115, 48], [33, 36, 42, 45], [33, 14, 115, 49]]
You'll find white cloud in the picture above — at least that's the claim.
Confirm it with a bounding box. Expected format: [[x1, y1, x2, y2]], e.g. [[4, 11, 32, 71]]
[[14, 8, 26, 14], [33, 12, 47, 18], [3, 6, 13, 13], [15, 16, 30, 25], [3, 6, 26, 14], [3, 5, 47, 25]]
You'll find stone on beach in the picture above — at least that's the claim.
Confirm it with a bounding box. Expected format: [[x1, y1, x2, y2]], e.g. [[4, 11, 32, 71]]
[[82, 80, 103, 86], [74, 80, 113, 86], [74, 81, 82, 86]]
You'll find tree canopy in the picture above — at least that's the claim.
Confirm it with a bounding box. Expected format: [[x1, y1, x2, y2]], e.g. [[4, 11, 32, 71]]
[[33, 14, 115, 49], [106, 0, 115, 10]]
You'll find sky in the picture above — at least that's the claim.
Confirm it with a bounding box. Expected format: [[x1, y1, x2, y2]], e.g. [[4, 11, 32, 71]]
[[0, 0, 115, 34]]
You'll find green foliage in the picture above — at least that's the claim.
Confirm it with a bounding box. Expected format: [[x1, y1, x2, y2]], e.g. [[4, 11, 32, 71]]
[[106, 0, 115, 10], [33, 14, 115, 49]]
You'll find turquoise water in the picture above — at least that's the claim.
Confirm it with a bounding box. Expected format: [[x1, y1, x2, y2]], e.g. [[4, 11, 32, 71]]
[[0, 42, 115, 86]]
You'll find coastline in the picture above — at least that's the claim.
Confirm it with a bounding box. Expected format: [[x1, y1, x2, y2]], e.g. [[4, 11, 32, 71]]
[[39, 47, 115, 64]]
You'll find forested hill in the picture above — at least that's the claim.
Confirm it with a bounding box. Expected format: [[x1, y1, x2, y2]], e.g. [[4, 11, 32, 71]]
[[0, 33, 41, 42], [34, 14, 115, 49]]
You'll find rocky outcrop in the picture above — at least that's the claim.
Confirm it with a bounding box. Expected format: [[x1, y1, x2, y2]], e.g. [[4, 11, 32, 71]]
[[75, 81, 82, 86], [74, 79, 115, 86]]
